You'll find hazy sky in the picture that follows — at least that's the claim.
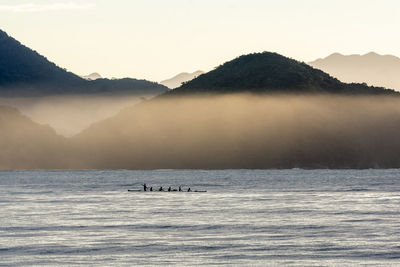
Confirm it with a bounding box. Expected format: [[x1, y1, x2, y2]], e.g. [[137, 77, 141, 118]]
[[1, 0, 399, 81]]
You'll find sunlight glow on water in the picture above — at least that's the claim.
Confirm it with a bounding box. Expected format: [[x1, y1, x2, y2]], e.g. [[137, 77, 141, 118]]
[[0, 169, 399, 266]]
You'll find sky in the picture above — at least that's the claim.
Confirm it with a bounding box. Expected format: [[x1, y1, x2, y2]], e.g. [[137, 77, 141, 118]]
[[0, 0, 399, 82]]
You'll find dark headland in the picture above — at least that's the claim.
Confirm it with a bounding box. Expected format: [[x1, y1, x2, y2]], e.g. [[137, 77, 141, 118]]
[[0, 29, 168, 96]]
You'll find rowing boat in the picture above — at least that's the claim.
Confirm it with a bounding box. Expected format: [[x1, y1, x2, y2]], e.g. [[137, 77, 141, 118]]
[[127, 189, 207, 193]]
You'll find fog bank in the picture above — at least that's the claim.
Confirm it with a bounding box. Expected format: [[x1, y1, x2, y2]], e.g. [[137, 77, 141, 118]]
[[2, 94, 400, 169], [71, 94, 400, 169], [0, 95, 148, 136]]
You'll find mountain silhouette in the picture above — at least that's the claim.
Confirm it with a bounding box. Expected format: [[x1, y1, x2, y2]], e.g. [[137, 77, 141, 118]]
[[171, 52, 396, 95], [309, 52, 400, 91], [0, 30, 82, 86], [0, 29, 168, 96], [160, 71, 204, 89]]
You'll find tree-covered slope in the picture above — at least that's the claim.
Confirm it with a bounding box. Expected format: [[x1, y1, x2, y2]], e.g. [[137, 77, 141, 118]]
[[0, 29, 168, 96], [173, 52, 396, 95], [0, 29, 83, 86]]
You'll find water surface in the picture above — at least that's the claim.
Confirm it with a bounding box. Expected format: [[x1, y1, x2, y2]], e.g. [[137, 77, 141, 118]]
[[0, 169, 399, 266]]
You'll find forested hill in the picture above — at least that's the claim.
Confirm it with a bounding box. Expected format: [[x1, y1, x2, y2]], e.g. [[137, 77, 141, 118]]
[[171, 52, 397, 95], [0, 29, 83, 86], [0, 29, 168, 96]]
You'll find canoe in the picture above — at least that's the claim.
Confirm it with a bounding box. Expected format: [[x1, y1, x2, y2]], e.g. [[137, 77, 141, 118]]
[[127, 189, 207, 193]]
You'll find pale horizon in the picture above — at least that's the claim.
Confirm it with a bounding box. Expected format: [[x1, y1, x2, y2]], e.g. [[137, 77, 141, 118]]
[[1, 0, 399, 82]]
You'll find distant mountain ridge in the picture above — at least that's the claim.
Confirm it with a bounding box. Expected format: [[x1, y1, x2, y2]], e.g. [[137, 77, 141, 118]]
[[82, 72, 102, 80], [0, 29, 168, 96], [160, 71, 204, 89], [309, 52, 400, 91], [171, 52, 395, 95]]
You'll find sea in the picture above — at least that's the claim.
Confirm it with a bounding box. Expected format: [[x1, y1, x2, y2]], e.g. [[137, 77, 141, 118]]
[[0, 169, 399, 266]]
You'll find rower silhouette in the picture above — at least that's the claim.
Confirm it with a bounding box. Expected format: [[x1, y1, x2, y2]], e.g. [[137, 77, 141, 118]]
[[143, 184, 147, 192], [159, 186, 163, 191], [179, 186, 182, 192], [168, 186, 171, 192], [187, 187, 191, 192], [150, 187, 153, 191]]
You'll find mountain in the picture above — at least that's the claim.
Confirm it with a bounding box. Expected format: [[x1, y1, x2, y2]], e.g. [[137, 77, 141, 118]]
[[82, 72, 102, 80], [0, 106, 69, 169], [0, 29, 168, 96], [309, 52, 400, 91], [160, 71, 204, 89], [171, 52, 396, 95], [0, 29, 82, 87], [65, 52, 400, 169]]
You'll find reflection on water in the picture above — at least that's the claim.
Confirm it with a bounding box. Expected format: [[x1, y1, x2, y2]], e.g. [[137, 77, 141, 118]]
[[0, 169, 399, 266]]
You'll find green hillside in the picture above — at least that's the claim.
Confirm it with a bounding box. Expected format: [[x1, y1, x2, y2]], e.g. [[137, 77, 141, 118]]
[[172, 52, 396, 95]]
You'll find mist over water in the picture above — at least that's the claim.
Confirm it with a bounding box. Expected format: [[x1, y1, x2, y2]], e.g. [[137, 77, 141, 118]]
[[73, 94, 400, 169], [0, 95, 147, 136], [2, 94, 400, 169]]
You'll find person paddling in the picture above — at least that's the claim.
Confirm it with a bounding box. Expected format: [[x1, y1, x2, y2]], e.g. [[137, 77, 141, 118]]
[[187, 187, 191, 192], [143, 184, 147, 192], [179, 186, 182, 192], [159, 186, 163, 191], [168, 186, 171, 192]]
